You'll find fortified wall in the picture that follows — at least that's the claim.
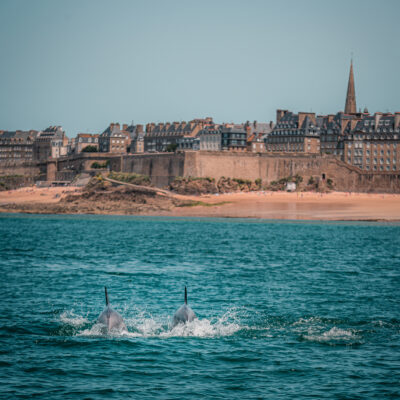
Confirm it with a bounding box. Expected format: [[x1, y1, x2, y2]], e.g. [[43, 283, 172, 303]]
[[116, 151, 400, 193], [43, 151, 400, 193]]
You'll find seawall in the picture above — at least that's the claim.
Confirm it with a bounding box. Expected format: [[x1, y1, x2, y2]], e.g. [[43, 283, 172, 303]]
[[116, 151, 400, 193]]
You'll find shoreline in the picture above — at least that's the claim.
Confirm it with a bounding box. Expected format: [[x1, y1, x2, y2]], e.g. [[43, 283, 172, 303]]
[[0, 186, 400, 221]]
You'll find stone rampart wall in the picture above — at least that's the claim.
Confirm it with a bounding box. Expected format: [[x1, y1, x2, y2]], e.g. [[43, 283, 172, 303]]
[[116, 153, 185, 187], [0, 162, 40, 178], [119, 151, 400, 193]]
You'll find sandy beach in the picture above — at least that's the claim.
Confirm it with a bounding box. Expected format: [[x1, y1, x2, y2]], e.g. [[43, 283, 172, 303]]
[[0, 186, 399, 221]]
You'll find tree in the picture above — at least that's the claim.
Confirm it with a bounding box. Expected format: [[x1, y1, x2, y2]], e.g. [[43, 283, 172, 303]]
[[82, 145, 98, 152], [166, 143, 178, 152]]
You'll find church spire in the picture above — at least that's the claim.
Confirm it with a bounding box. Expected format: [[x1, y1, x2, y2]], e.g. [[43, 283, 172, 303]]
[[344, 59, 357, 114]]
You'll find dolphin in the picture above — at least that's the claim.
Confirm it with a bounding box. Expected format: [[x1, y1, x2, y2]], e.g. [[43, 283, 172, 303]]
[[97, 287, 127, 332], [172, 286, 196, 327]]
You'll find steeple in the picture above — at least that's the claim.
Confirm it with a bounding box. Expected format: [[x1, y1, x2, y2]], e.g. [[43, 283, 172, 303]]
[[344, 60, 357, 114]]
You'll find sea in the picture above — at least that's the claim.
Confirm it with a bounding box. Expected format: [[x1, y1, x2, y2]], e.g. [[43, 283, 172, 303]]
[[0, 214, 399, 399]]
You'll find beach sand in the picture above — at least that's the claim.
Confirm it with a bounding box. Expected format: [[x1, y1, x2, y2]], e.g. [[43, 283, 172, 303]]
[[167, 191, 400, 221], [0, 186, 399, 221]]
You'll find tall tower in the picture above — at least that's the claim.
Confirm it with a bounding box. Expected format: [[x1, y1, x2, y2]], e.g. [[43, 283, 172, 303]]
[[344, 60, 357, 114]]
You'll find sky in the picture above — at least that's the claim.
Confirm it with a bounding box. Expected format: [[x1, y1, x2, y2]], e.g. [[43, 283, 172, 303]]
[[0, 0, 399, 137]]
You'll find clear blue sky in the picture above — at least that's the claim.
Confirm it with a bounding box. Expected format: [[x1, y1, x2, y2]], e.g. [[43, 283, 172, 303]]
[[0, 0, 399, 137]]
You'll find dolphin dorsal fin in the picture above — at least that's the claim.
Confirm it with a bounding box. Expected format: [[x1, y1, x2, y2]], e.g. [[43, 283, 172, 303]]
[[105, 286, 109, 306], [185, 286, 187, 304]]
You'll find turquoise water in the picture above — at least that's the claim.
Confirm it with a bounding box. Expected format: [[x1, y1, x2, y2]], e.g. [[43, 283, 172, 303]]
[[1, 214, 400, 399]]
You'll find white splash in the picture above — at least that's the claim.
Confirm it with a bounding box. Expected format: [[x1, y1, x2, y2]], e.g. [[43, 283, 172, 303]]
[[78, 322, 129, 337], [59, 310, 89, 327], [74, 309, 243, 339], [303, 327, 360, 344]]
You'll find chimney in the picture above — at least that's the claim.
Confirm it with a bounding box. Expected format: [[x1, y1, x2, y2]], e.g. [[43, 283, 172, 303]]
[[374, 112, 383, 129], [246, 125, 252, 140], [395, 112, 400, 130], [298, 112, 316, 128], [276, 109, 288, 124], [136, 124, 144, 133], [122, 124, 128, 131], [327, 114, 334, 123]]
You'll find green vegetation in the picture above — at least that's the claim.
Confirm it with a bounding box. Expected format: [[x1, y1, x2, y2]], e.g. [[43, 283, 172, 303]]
[[177, 200, 231, 208], [166, 143, 178, 152], [91, 160, 110, 169], [82, 145, 98, 152], [255, 178, 262, 186], [174, 176, 215, 183], [268, 174, 303, 191], [108, 171, 151, 186], [0, 175, 29, 191], [308, 176, 315, 185], [233, 178, 252, 185], [293, 174, 303, 185], [327, 178, 334, 189]]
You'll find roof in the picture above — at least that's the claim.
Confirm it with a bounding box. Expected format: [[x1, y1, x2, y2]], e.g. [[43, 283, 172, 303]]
[[0, 130, 38, 141], [77, 133, 99, 138]]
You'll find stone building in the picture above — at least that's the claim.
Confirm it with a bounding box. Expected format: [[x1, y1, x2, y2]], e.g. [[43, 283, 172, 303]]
[[98, 123, 129, 153], [126, 124, 144, 153], [319, 112, 361, 157], [177, 136, 200, 151], [265, 110, 321, 154], [33, 126, 68, 161], [74, 133, 99, 153], [221, 125, 247, 151], [344, 112, 400, 171], [197, 126, 222, 151], [144, 118, 212, 152], [246, 121, 274, 152], [0, 130, 39, 163]]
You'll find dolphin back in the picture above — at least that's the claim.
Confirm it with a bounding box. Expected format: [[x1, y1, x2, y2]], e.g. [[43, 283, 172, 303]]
[[172, 304, 196, 327], [98, 306, 127, 332]]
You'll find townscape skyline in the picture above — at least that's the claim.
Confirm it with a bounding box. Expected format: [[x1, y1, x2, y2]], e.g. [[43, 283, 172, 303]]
[[0, 0, 399, 136]]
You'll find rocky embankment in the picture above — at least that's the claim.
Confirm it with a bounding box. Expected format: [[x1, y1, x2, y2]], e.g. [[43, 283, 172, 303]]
[[169, 176, 262, 195], [169, 174, 333, 194], [0, 175, 192, 215]]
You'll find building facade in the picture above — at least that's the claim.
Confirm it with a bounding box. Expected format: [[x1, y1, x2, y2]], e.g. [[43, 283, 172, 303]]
[[74, 133, 99, 153], [0, 130, 38, 163], [177, 136, 200, 151], [344, 112, 400, 171], [245, 121, 274, 152], [221, 125, 247, 151], [265, 111, 321, 154], [33, 126, 68, 161], [144, 118, 212, 152], [126, 124, 145, 153], [99, 123, 129, 153], [197, 127, 222, 151]]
